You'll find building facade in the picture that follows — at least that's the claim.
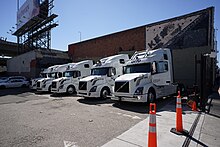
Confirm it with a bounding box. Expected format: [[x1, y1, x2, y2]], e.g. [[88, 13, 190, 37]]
[[68, 7, 216, 96], [7, 49, 71, 78]]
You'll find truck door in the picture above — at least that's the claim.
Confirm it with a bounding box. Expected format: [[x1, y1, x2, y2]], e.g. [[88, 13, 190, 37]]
[[107, 67, 116, 86], [152, 61, 172, 96]]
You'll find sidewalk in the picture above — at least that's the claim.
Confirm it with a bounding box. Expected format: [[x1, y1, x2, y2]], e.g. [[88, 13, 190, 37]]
[[196, 92, 220, 147], [102, 94, 220, 147]]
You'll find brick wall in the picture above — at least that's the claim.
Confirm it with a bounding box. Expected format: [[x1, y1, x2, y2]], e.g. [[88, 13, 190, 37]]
[[68, 26, 146, 61]]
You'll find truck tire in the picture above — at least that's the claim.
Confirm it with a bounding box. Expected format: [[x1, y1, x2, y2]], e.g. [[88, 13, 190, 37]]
[[148, 89, 156, 103], [100, 88, 110, 99], [67, 85, 75, 95]]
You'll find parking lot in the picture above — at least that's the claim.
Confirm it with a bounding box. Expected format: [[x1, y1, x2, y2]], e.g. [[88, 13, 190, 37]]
[[0, 88, 175, 147]]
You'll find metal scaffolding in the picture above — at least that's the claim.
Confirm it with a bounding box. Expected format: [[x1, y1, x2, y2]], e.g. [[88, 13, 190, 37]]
[[13, 0, 58, 54]]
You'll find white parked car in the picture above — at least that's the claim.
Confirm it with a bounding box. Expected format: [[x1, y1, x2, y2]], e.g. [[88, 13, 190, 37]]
[[0, 76, 27, 83], [0, 78, 29, 89]]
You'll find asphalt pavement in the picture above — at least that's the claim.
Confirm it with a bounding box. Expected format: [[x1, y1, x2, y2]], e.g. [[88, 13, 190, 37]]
[[0, 87, 219, 147], [0, 88, 174, 147]]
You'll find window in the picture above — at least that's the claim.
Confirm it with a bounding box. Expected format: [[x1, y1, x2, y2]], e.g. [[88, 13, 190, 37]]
[[124, 63, 151, 74], [91, 67, 110, 75], [10, 79, 22, 83], [108, 67, 116, 76], [57, 72, 63, 78], [157, 61, 168, 73], [64, 71, 81, 78], [119, 59, 125, 64], [75, 71, 81, 78], [112, 68, 116, 75], [84, 64, 90, 68], [163, 54, 168, 60]]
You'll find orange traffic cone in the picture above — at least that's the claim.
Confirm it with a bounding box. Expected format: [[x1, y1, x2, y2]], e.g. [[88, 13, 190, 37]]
[[192, 101, 197, 111], [176, 91, 183, 132], [170, 91, 188, 135], [148, 103, 157, 147]]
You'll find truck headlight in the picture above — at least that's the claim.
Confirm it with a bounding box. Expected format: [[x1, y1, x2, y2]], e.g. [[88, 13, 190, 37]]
[[134, 87, 143, 95], [89, 86, 97, 92]]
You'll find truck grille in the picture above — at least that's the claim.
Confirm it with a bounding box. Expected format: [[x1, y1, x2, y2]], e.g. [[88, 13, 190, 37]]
[[37, 81, 40, 88], [79, 81, 87, 90], [52, 82, 56, 88], [115, 81, 129, 93]]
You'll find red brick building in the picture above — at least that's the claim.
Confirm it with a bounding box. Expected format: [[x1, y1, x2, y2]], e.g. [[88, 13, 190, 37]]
[[68, 26, 146, 61]]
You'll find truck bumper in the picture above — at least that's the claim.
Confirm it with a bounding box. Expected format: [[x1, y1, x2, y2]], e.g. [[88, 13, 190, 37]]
[[111, 95, 147, 103], [37, 87, 48, 92], [78, 91, 99, 98], [51, 88, 66, 93]]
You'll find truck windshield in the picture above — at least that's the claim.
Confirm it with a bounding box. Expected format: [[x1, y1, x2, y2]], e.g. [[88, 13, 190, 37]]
[[48, 73, 57, 78], [124, 63, 151, 74], [91, 67, 110, 75], [40, 73, 47, 78], [64, 71, 78, 77]]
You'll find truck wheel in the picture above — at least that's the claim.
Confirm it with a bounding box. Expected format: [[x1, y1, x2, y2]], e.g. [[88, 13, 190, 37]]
[[101, 88, 110, 99], [148, 89, 156, 103], [67, 86, 75, 95]]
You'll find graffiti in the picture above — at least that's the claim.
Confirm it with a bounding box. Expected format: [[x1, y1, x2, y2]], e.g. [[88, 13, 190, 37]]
[[147, 23, 183, 49], [171, 24, 182, 36], [160, 24, 175, 38], [148, 40, 156, 49], [154, 34, 161, 44]]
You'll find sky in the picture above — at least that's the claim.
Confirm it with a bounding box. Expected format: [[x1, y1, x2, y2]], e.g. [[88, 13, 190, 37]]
[[0, 0, 220, 64]]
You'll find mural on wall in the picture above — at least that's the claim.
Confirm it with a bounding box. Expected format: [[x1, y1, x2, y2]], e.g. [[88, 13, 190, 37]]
[[146, 14, 201, 50]]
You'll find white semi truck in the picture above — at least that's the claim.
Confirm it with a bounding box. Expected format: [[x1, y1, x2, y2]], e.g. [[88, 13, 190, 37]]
[[36, 64, 69, 92], [78, 54, 129, 99], [111, 48, 177, 103], [51, 60, 93, 95], [30, 68, 50, 90]]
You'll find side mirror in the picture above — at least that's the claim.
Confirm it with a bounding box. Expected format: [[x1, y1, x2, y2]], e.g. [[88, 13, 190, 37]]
[[151, 62, 157, 74], [107, 70, 112, 77], [108, 68, 116, 77]]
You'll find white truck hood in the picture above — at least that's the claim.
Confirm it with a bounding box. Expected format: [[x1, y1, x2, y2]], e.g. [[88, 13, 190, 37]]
[[38, 77, 53, 82], [52, 77, 68, 82], [80, 75, 102, 82], [116, 73, 149, 81]]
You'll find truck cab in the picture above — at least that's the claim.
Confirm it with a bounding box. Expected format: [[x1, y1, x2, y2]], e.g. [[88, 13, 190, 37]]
[[78, 54, 129, 99], [112, 48, 177, 103], [36, 64, 67, 92], [30, 68, 49, 90], [51, 60, 93, 95]]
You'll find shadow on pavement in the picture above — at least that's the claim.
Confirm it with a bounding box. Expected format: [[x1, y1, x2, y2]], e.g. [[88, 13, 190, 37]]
[[113, 101, 149, 114], [182, 131, 208, 147], [112, 96, 178, 114], [0, 87, 31, 97], [50, 93, 77, 97], [77, 97, 114, 105]]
